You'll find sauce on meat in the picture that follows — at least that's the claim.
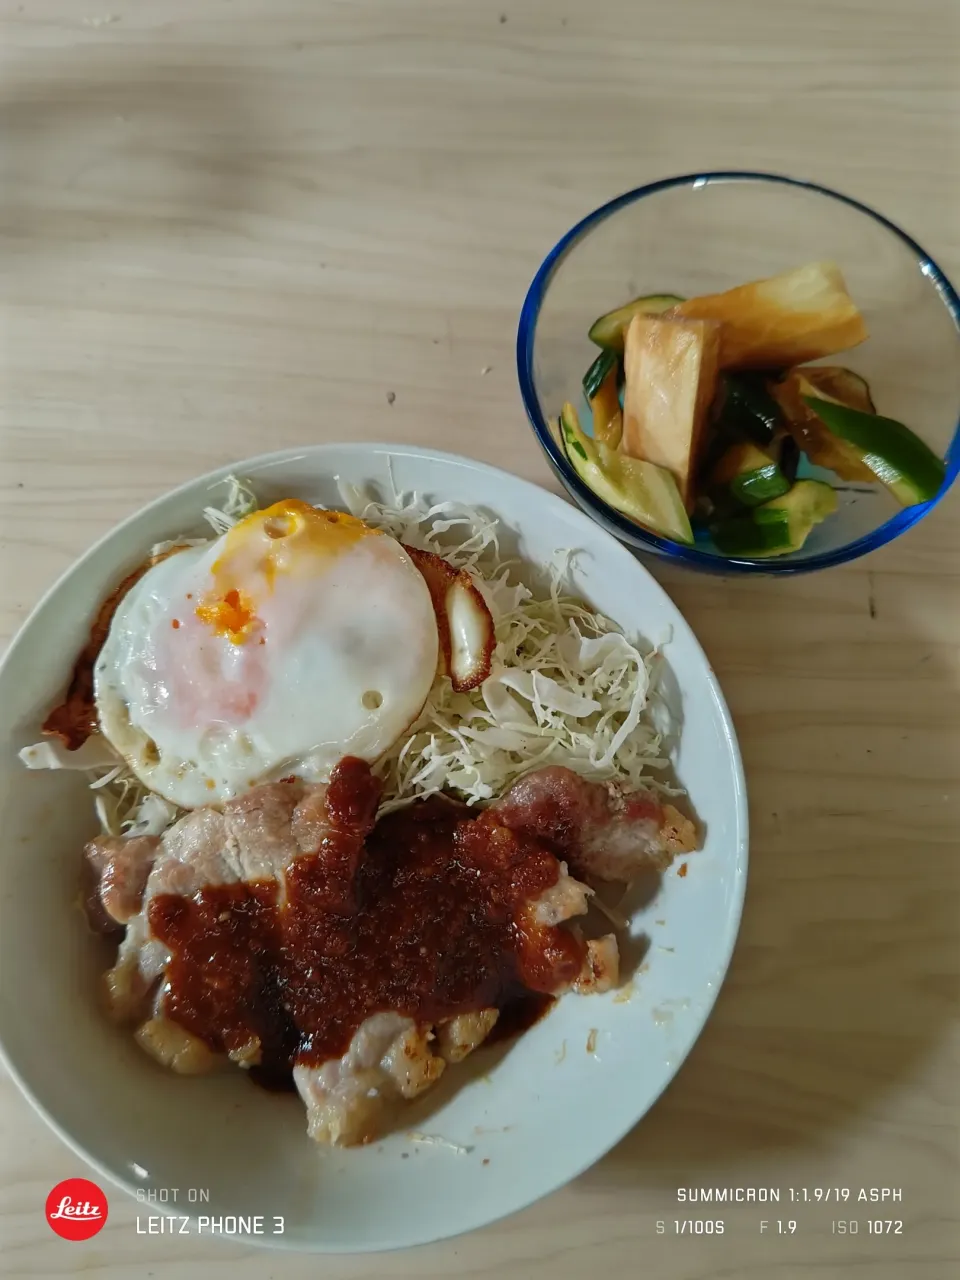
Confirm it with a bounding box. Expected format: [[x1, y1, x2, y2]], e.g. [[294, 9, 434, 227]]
[[147, 760, 585, 1084], [485, 991, 555, 1044]]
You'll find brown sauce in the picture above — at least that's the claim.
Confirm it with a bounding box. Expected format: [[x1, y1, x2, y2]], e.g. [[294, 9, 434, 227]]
[[147, 765, 585, 1084], [486, 991, 555, 1045]]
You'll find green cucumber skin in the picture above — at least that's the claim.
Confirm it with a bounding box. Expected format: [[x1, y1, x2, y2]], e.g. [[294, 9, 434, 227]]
[[560, 417, 591, 464], [587, 294, 685, 351], [582, 349, 619, 401], [730, 465, 791, 507], [710, 480, 837, 556], [558, 406, 693, 545], [711, 512, 793, 556], [709, 439, 790, 509], [802, 396, 946, 504]]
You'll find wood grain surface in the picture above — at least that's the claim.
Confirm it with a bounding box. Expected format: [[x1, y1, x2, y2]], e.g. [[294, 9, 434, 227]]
[[1, 2, 958, 1277]]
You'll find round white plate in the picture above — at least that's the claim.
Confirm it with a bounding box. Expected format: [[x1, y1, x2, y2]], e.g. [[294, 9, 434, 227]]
[[0, 444, 747, 1252]]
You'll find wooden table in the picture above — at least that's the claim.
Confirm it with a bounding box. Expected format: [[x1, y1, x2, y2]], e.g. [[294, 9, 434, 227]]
[[1, 2, 958, 1276]]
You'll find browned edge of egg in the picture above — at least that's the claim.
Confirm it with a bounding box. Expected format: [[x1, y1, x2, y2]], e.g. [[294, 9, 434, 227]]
[[43, 523, 496, 755], [403, 546, 495, 692], [42, 545, 189, 750]]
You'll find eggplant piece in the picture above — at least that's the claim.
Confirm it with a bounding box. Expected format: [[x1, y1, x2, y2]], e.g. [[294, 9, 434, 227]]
[[772, 370, 876, 482], [717, 372, 784, 445], [800, 365, 876, 412], [670, 261, 868, 370], [777, 433, 801, 484]]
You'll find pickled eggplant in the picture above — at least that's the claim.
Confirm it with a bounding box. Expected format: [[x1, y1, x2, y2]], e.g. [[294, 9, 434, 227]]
[[671, 261, 868, 371]]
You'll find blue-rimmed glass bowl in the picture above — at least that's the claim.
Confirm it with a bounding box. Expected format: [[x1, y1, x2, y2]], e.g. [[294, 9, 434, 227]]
[[517, 172, 960, 574]]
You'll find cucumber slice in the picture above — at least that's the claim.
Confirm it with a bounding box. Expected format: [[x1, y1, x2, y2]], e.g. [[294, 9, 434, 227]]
[[559, 402, 693, 544], [772, 372, 874, 482], [588, 294, 685, 353], [582, 348, 619, 401], [732, 464, 790, 507], [711, 479, 838, 557], [710, 441, 791, 508], [582, 349, 623, 448], [801, 397, 946, 506]]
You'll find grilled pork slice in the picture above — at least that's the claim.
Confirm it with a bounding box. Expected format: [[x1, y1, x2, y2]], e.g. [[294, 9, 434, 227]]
[[487, 765, 697, 881], [83, 834, 161, 934], [435, 1009, 500, 1064], [92, 761, 649, 1146], [290, 864, 612, 1145], [293, 1014, 445, 1146], [135, 1015, 221, 1075], [100, 767, 376, 1021]]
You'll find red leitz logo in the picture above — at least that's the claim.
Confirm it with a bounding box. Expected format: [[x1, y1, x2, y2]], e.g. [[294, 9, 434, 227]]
[[45, 1178, 109, 1241]]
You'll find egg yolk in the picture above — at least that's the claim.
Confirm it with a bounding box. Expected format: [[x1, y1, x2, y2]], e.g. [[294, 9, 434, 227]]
[[194, 500, 384, 644], [195, 587, 258, 645]]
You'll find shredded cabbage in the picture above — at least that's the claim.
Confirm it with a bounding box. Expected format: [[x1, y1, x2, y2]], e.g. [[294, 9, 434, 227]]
[[337, 480, 669, 811], [202, 475, 259, 535], [91, 768, 180, 838], [30, 472, 672, 837]]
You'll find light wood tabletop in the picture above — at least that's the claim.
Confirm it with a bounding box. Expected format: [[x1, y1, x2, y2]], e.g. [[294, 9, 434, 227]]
[[1, 1, 958, 1277]]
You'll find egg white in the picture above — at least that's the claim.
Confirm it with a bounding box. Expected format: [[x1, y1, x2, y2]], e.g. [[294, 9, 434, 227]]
[[94, 511, 439, 809]]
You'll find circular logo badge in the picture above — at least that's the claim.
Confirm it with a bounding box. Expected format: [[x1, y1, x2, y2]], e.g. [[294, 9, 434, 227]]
[[45, 1178, 108, 1241]]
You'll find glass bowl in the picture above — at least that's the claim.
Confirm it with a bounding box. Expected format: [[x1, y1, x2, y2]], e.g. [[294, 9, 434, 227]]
[[517, 172, 960, 574]]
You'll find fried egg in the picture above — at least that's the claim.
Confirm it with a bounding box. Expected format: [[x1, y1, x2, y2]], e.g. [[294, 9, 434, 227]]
[[94, 500, 440, 808]]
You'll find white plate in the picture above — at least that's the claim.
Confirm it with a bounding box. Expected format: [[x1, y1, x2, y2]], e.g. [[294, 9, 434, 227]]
[[0, 444, 747, 1252]]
